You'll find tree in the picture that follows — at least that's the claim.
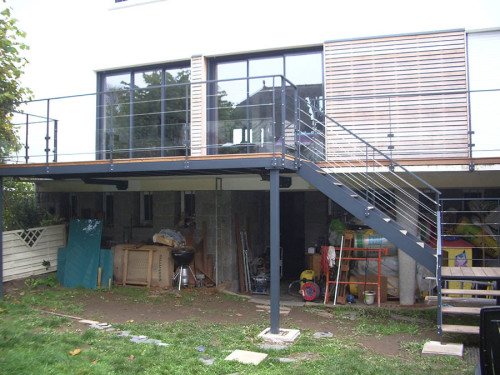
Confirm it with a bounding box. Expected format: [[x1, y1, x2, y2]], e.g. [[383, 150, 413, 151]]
[[1, 2, 45, 231], [0, 2, 31, 159]]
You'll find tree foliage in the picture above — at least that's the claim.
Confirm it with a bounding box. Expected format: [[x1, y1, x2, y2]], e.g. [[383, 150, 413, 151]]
[[0, 2, 31, 158]]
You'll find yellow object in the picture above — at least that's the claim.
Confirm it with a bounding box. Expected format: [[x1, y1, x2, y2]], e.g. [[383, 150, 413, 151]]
[[349, 275, 358, 295], [300, 270, 315, 291], [446, 247, 473, 297], [455, 218, 499, 257]]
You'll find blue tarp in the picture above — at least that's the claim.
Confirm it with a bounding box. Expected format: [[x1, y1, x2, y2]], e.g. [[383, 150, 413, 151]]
[[57, 219, 113, 289]]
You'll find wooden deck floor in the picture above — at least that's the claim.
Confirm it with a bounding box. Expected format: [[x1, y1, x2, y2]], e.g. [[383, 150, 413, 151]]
[[441, 266, 500, 280]]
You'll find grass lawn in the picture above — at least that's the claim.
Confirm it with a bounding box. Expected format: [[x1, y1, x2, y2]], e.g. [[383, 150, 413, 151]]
[[0, 277, 474, 374]]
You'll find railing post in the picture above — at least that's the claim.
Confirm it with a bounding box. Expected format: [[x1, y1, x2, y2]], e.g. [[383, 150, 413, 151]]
[[25, 114, 29, 164], [185, 84, 190, 158], [436, 200, 443, 340], [129, 75, 135, 159], [53, 120, 58, 162], [109, 92, 115, 165], [281, 77, 286, 164], [293, 88, 299, 167], [45, 99, 51, 168], [271, 77, 276, 158], [160, 74, 166, 157]]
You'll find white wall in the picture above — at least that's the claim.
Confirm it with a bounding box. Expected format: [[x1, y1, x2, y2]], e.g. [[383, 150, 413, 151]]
[[10, 0, 500, 98]]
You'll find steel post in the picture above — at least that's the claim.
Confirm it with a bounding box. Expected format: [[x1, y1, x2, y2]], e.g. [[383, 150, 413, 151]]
[[270, 168, 280, 333], [0, 177, 3, 299], [436, 202, 443, 339], [45, 99, 51, 167]]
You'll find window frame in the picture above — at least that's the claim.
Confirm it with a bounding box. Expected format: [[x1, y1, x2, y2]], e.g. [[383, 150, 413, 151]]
[[96, 61, 191, 160]]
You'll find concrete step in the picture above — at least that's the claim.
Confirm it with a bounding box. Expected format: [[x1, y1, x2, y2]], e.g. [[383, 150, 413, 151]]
[[441, 288, 500, 297], [442, 324, 479, 335], [441, 306, 481, 315]]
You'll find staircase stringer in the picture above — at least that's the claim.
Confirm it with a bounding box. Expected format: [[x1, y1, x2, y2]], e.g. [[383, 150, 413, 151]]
[[298, 161, 437, 273]]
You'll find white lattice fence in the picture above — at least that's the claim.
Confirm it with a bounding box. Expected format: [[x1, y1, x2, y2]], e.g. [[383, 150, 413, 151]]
[[2, 224, 67, 282]]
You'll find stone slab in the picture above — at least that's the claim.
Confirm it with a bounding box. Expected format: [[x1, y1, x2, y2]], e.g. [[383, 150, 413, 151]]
[[422, 341, 463, 357], [224, 350, 268, 365]]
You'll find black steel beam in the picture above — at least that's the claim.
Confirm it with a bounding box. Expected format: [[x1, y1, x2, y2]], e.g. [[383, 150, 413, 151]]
[[0, 156, 297, 179]]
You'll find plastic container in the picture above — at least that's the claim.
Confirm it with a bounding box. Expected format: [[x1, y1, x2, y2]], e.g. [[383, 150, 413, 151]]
[[363, 290, 376, 305]]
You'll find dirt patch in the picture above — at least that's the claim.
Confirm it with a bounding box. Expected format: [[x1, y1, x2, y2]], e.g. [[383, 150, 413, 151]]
[[4, 277, 440, 359]]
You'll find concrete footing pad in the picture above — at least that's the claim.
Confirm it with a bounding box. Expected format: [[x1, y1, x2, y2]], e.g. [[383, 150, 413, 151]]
[[258, 328, 300, 343], [422, 341, 463, 357]]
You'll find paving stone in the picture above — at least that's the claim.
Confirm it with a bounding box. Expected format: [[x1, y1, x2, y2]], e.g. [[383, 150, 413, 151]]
[[199, 356, 216, 365], [115, 330, 131, 337], [225, 350, 268, 365], [313, 331, 333, 339], [422, 341, 463, 357]]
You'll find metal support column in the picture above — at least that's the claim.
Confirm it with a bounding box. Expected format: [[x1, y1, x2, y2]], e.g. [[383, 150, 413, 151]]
[[0, 177, 3, 299], [215, 177, 222, 286], [270, 168, 280, 334]]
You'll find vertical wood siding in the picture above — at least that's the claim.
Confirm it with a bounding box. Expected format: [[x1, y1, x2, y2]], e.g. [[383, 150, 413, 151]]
[[324, 31, 469, 160], [190, 55, 207, 156], [2, 224, 66, 282]]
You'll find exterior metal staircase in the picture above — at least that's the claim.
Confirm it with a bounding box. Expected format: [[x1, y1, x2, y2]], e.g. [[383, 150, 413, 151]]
[[286, 94, 441, 273], [297, 161, 437, 271]]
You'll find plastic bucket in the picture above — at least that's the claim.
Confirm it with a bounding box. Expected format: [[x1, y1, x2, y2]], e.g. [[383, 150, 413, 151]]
[[363, 291, 376, 305]]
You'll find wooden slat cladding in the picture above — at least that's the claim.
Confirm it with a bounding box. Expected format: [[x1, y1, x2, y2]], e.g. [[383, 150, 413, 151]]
[[324, 31, 469, 160], [190, 55, 207, 156]]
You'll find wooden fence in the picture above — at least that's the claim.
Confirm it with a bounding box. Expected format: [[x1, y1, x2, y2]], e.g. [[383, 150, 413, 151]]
[[2, 224, 67, 282]]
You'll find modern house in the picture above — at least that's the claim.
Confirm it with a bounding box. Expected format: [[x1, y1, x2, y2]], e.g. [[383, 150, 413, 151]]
[[2, 0, 499, 339]]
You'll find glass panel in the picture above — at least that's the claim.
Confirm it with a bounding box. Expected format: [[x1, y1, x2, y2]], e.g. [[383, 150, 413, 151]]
[[249, 57, 283, 94], [212, 61, 248, 153], [286, 53, 324, 160], [133, 70, 162, 158], [103, 73, 130, 159], [164, 68, 191, 156]]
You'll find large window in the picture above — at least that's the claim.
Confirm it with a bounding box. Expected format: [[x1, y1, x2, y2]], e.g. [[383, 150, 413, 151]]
[[98, 62, 191, 159], [208, 49, 323, 154]]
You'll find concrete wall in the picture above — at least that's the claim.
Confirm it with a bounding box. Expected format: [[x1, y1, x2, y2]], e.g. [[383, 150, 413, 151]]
[[304, 192, 329, 248]]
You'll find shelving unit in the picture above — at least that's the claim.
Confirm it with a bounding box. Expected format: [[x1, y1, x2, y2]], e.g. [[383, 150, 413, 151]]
[[324, 247, 388, 307]]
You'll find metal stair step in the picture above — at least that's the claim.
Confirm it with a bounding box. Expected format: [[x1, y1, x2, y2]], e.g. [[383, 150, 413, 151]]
[[333, 182, 343, 186], [351, 194, 359, 198], [442, 324, 479, 335], [383, 218, 391, 222], [417, 242, 425, 248], [400, 229, 408, 235], [441, 288, 500, 297], [441, 306, 481, 315]]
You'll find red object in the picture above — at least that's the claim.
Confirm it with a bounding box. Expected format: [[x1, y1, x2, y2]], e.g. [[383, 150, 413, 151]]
[[302, 282, 320, 301]]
